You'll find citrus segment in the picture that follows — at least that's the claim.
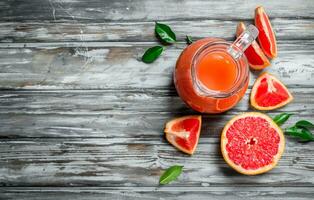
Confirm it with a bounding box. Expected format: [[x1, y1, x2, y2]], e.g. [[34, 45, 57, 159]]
[[221, 112, 285, 175], [216, 94, 239, 111], [251, 72, 293, 110], [255, 6, 277, 58], [165, 116, 201, 155], [236, 22, 270, 70]]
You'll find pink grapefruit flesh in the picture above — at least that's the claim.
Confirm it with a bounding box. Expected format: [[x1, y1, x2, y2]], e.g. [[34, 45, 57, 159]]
[[221, 112, 285, 175], [236, 22, 270, 70], [255, 6, 277, 58], [164, 115, 201, 155], [251, 72, 293, 110]]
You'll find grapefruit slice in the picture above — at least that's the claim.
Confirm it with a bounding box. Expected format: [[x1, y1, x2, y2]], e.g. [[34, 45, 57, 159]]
[[255, 6, 277, 58], [251, 72, 293, 110], [221, 112, 285, 175], [216, 94, 239, 112], [236, 22, 270, 70], [164, 115, 201, 155]]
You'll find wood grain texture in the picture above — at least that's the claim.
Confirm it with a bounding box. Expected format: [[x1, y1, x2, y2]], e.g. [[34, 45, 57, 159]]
[[1, 187, 314, 200], [0, 138, 313, 187], [0, 0, 314, 199], [0, 0, 314, 22], [0, 40, 313, 89], [0, 88, 312, 138], [1, 19, 314, 43]]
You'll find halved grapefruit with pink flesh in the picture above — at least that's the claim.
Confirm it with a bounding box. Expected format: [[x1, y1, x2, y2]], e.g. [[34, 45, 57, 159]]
[[221, 112, 285, 175], [164, 115, 201, 155], [251, 72, 293, 110]]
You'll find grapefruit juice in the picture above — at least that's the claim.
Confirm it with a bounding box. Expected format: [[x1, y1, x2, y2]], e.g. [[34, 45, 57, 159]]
[[174, 38, 249, 113], [196, 51, 238, 92]]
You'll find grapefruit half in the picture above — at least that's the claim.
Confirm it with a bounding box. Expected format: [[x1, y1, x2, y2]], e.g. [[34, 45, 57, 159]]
[[221, 112, 285, 175], [164, 115, 201, 155], [251, 72, 293, 110], [236, 22, 270, 70], [255, 6, 277, 58]]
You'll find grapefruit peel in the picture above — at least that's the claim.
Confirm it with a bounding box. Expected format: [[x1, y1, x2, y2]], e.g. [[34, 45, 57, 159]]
[[250, 72, 293, 110], [236, 22, 270, 70], [164, 115, 202, 155], [221, 112, 285, 175], [255, 6, 277, 58]]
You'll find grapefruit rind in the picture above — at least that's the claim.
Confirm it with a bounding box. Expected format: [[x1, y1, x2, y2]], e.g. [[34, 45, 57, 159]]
[[255, 6, 278, 59], [250, 72, 293, 110], [216, 94, 239, 112], [221, 112, 285, 175], [164, 115, 201, 155], [236, 22, 270, 70]]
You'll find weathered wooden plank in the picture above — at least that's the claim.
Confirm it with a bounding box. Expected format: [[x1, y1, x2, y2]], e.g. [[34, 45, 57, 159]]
[[0, 40, 313, 89], [0, 88, 312, 114], [0, 0, 312, 198], [1, 187, 314, 200], [1, 18, 314, 43], [1, 0, 314, 22], [0, 138, 313, 187], [1, 112, 311, 139], [0, 88, 312, 138]]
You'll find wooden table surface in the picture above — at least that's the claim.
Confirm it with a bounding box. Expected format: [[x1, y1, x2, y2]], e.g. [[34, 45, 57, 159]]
[[0, 0, 313, 199]]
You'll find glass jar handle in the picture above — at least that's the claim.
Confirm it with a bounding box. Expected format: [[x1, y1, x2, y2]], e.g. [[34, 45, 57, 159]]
[[227, 25, 259, 60]]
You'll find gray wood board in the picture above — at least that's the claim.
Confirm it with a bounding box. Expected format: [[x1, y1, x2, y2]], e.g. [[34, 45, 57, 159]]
[[0, 88, 312, 138], [1, 187, 314, 200], [0, 0, 314, 22], [0, 188, 314, 200], [0, 138, 313, 187], [1, 19, 314, 43], [0, 0, 314, 199], [0, 40, 313, 89]]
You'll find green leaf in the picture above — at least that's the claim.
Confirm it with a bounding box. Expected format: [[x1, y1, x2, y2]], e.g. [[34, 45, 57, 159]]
[[159, 165, 183, 185], [296, 120, 314, 129], [142, 46, 163, 63], [285, 126, 314, 142], [155, 22, 176, 44], [273, 113, 293, 126], [186, 35, 193, 45]]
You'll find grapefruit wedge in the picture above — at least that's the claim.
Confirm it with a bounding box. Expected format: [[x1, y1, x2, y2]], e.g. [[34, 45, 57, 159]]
[[255, 6, 277, 58], [251, 72, 293, 110], [221, 112, 285, 175], [164, 115, 201, 155], [236, 22, 270, 70]]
